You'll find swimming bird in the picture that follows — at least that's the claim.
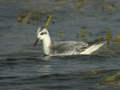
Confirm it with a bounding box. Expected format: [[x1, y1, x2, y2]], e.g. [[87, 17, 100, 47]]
[[33, 27, 105, 56]]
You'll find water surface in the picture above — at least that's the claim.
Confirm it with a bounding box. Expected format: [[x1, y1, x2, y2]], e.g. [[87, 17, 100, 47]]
[[1, 0, 120, 90]]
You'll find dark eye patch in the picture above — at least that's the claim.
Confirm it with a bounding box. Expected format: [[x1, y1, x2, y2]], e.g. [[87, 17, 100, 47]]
[[40, 32, 47, 35]]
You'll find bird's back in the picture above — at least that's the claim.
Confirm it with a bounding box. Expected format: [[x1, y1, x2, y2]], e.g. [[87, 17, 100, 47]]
[[50, 41, 88, 55]]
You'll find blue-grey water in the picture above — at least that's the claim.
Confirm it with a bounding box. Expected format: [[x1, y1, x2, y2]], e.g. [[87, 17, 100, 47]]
[[1, 0, 120, 90]]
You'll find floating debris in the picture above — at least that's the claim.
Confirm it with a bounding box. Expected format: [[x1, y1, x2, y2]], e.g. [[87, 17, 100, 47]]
[[80, 28, 87, 41], [16, 8, 51, 24], [105, 0, 111, 2], [46, 15, 52, 29], [77, 0, 87, 9], [80, 69, 120, 88], [23, 17, 31, 24], [81, 69, 116, 75], [28, 0, 32, 3], [113, 35, 120, 42], [116, 35, 120, 41], [99, 71, 120, 87], [101, 5, 106, 12], [76, 32, 81, 39], [59, 32, 64, 40], [17, 16, 23, 23], [106, 30, 112, 44]]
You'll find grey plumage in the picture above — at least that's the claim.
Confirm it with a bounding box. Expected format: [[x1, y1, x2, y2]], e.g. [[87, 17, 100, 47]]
[[49, 41, 88, 55], [34, 27, 105, 56]]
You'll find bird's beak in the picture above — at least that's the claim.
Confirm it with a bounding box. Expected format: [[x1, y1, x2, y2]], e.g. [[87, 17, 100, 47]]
[[33, 38, 39, 46]]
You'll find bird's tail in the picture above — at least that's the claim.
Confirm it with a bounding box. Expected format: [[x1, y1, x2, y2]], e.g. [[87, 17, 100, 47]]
[[87, 38, 105, 45], [80, 39, 106, 55]]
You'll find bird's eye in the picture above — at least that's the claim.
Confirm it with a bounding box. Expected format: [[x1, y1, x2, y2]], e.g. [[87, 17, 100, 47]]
[[40, 32, 47, 35]]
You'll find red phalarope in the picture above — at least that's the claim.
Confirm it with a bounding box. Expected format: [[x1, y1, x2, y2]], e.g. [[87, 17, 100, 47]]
[[34, 27, 105, 56]]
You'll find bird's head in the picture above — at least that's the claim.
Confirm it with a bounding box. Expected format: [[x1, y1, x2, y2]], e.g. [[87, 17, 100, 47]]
[[33, 27, 49, 46]]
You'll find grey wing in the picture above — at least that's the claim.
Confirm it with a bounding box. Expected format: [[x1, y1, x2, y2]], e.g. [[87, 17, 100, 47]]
[[70, 43, 88, 53], [50, 41, 88, 54]]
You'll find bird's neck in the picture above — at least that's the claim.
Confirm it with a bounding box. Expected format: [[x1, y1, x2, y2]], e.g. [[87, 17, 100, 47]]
[[42, 35, 52, 55]]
